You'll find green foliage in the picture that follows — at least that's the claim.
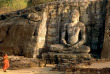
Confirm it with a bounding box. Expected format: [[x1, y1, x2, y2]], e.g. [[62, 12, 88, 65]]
[[27, 0, 33, 7], [0, 0, 12, 7], [0, 0, 28, 11], [10, 0, 28, 11], [0, 0, 56, 14]]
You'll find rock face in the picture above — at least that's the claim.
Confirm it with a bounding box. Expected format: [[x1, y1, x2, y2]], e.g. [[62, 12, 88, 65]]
[[45, 8, 91, 60], [0, 9, 47, 58], [101, 1, 110, 59], [0, 0, 107, 58], [0, 56, 46, 70]]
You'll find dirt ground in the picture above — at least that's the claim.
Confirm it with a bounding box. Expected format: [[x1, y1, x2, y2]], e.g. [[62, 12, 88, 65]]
[[0, 62, 110, 74], [84, 62, 110, 68], [52, 60, 110, 74], [0, 56, 110, 74], [0, 64, 65, 74]]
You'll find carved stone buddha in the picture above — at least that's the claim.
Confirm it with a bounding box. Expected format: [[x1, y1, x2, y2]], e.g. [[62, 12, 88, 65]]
[[49, 9, 90, 54], [42, 9, 91, 60]]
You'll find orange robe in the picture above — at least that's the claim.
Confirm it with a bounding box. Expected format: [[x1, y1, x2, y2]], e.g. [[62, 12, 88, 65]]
[[3, 54, 9, 71]]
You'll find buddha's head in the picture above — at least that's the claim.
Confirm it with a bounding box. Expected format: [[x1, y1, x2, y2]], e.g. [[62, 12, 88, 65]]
[[71, 9, 80, 23]]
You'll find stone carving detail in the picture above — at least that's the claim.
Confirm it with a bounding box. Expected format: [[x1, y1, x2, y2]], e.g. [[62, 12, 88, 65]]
[[43, 9, 91, 60], [101, 1, 110, 59], [0, 8, 47, 58], [0, 0, 106, 58]]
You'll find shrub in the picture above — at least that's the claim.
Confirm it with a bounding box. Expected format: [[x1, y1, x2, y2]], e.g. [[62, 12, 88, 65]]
[[0, 0, 12, 7], [0, 0, 57, 14], [9, 0, 28, 11], [0, 0, 28, 13]]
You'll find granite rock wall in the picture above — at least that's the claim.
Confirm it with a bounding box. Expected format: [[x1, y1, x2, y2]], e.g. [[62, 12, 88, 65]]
[[0, 0, 107, 58], [101, 0, 110, 59]]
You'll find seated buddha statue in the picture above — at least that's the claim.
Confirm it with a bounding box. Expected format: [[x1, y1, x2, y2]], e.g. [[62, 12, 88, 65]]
[[49, 9, 90, 53]]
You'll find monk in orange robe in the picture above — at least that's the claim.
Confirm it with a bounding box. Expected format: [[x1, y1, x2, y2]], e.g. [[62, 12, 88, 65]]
[[3, 53, 9, 72]]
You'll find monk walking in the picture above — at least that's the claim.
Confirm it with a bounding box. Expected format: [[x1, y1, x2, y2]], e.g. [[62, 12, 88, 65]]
[[3, 53, 9, 72]]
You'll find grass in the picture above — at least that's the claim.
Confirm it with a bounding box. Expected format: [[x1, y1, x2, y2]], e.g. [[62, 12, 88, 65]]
[[0, 0, 57, 14], [0, 0, 28, 14], [10, 0, 28, 11]]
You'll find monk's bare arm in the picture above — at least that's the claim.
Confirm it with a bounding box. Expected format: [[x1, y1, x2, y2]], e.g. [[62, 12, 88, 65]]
[[73, 23, 86, 47]]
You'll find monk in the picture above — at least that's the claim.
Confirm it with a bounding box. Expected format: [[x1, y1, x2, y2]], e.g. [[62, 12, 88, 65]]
[[3, 53, 9, 72]]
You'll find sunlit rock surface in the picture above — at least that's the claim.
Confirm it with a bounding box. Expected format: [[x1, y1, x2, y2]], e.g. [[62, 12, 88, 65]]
[[0, 0, 107, 58]]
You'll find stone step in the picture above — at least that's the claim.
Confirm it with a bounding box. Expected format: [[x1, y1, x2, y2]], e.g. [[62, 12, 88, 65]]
[[42, 52, 91, 60]]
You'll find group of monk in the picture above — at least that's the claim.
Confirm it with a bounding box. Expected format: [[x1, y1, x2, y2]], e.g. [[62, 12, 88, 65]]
[[2, 52, 9, 72]]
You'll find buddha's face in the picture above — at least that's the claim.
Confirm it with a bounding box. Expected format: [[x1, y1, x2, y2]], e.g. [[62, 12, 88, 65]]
[[71, 10, 79, 23]]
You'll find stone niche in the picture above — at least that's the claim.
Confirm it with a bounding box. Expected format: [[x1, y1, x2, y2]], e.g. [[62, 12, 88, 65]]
[[0, 0, 107, 58], [101, 1, 110, 59]]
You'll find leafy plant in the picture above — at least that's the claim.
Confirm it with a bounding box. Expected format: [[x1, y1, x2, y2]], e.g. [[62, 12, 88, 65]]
[[0, 0, 57, 14], [0, 0, 28, 11], [10, 0, 28, 11]]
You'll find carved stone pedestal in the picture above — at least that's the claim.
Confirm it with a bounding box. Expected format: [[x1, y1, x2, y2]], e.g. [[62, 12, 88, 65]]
[[42, 52, 91, 64]]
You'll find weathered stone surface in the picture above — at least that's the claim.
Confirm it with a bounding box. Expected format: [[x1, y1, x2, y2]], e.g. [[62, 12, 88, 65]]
[[0, 56, 46, 70], [101, 1, 110, 59], [50, 44, 90, 53], [0, 9, 47, 58], [0, 0, 106, 58], [33, 9, 48, 58], [50, 44, 65, 51], [42, 52, 91, 60], [48, 8, 91, 60]]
